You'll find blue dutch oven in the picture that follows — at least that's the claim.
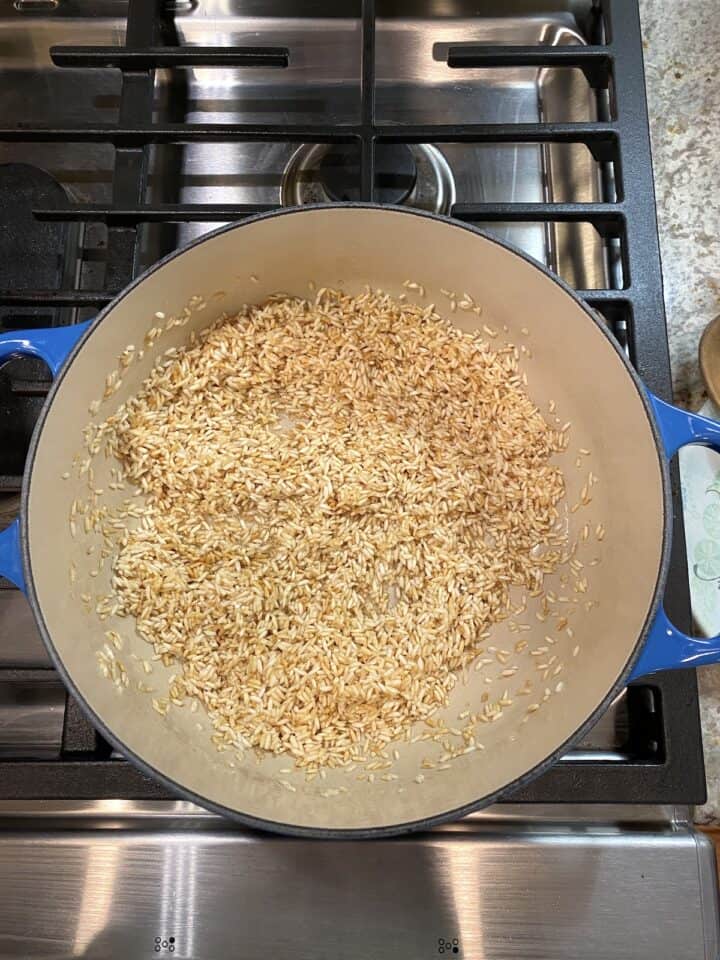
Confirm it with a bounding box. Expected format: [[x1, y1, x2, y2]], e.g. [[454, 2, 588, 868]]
[[1, 206, 719, 837]]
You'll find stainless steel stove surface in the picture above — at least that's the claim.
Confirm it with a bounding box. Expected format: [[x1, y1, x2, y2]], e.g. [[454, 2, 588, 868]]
[[0, 1, 718, 958], [0, 802, 716, 960]]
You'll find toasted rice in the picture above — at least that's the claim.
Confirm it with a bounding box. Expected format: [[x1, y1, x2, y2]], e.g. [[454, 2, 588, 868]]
[[100, 288, 566, 768]]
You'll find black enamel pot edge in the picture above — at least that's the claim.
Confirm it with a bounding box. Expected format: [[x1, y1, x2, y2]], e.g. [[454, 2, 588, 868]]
[[10, 203, 674, 838]]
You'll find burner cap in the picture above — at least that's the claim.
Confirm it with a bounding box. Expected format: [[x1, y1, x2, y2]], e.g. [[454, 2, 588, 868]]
[[318, 143, 417, 204]]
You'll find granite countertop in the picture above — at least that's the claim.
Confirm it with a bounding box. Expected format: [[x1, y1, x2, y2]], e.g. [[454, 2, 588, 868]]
[[639, 0, 720, 821]]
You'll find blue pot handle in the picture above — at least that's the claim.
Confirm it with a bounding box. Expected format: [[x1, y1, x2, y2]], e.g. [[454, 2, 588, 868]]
[[0, 321, 91, 593], [631, 392, 720, 678]]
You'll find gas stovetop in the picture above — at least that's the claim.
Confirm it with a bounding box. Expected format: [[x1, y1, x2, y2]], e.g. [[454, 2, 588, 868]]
[[0, 1, 717, 958]]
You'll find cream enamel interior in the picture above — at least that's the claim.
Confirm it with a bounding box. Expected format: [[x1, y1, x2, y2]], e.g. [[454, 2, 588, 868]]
[[26, 207, 665, 831]]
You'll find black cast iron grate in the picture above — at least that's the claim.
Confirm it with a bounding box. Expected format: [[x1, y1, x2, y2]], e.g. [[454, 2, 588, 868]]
[[0, 0, 706, 806]]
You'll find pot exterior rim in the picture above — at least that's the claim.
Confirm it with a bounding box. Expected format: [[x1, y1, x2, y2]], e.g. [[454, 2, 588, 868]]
[[18, 204, 672, 838]]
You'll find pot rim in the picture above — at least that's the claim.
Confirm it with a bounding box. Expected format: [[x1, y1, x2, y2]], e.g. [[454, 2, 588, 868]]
[[20, 203, 672, 838]]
